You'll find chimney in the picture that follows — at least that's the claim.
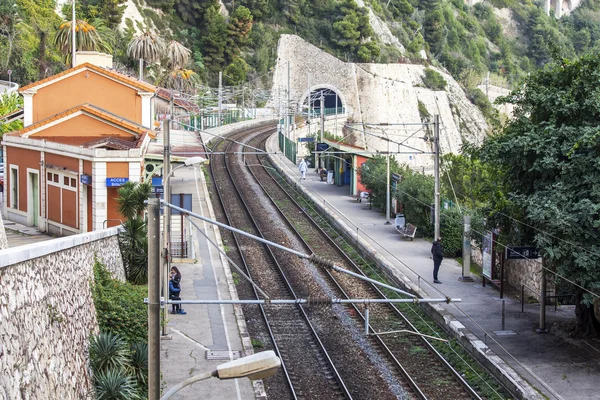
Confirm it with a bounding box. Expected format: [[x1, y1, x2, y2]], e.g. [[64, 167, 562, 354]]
[[75, 51, 113, 68]]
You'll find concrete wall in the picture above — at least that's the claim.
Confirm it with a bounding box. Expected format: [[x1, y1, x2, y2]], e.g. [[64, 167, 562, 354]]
[[0, 228, 125, 400]]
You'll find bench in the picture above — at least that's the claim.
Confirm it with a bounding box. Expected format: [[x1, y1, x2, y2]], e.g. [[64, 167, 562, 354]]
[[395, 215, 417, 240]]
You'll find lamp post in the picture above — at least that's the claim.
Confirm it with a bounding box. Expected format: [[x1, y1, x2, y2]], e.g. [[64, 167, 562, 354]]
[[383, 128, 391, 225], [162, 154, 207, 336], [160, 351, 281, 400]]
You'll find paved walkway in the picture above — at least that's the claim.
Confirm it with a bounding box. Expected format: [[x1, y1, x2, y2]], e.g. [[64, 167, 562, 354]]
[[160, 164, 258, 400], [266, 135, 600, 400]]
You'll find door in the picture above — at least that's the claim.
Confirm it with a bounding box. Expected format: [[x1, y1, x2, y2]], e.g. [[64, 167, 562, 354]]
[[28, 171, 39, 227]]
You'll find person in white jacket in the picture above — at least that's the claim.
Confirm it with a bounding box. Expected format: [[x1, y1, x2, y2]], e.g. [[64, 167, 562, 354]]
[[298, 158, 308, 180]]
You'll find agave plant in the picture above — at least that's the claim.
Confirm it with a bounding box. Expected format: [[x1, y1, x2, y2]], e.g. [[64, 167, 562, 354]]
[[127, 30, 165, 80], [89, 332, 131, 374], [94, 369, 140, 400], [129, 342, 148, 393]]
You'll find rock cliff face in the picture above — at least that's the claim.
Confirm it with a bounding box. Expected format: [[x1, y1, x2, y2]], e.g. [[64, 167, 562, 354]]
[[271, 35, 489, 170]]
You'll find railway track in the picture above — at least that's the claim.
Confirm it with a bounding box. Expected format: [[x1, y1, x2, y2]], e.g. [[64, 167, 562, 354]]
[[209, 126, 352, 400], [204, 124, 508, 399]]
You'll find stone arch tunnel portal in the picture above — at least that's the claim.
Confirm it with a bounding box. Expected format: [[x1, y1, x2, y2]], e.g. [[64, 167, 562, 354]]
[[303, 87, 344, 115]]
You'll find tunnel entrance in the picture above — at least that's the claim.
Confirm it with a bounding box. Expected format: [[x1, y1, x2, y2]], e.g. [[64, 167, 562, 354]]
[[304, 88, 344, 115]]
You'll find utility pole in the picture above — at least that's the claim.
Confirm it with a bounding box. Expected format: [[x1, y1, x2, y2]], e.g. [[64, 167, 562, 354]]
[[434, 114, 440, 241], [284, 62, 290, 160], [459, 215, 473, 281], [218, 71, 223, 127], [537, 259, 548, 333], [71, 0, 76, 68], [320, 93, 325, 143], [162, 116, 171, 336], [148, 198, 161, 400]]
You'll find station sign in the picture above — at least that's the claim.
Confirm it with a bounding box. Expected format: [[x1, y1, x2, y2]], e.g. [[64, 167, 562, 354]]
[[506, 246, 540, 260], [80, 174, 92, 185], [316, 143, 329, 152], [152, 177, 163, 187], [298, 137, 315, 142], [106, 177, 129, 187], [152, 186, 164, 194]]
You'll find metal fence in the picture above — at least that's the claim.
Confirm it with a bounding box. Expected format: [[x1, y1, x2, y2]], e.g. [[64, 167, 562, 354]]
[[170, 234, 193, 259]]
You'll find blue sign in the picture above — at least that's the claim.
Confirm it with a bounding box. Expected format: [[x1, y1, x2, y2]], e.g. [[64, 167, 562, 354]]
[[316, 143, 329, 152], [106, 177, 129, 187], [298, 137, 315, 143], [152, 186, 164, 194], [152, 177, 163, 187], [80, 174, 92, 185]]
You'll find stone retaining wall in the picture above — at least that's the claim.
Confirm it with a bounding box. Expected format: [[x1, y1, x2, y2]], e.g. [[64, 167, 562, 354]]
[[0, 228, 124, 400]]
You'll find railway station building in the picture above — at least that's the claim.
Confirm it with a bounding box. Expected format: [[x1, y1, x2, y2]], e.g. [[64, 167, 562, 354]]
[[1, 56, 158, 235]]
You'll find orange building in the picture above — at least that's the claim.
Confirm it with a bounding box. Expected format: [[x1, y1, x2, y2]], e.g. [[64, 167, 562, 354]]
[[2, 58, 157, 235]]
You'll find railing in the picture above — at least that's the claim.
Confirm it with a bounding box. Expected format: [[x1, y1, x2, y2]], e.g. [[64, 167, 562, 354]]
[[170, 234, 193, 259], [0, 80, 19, 94]]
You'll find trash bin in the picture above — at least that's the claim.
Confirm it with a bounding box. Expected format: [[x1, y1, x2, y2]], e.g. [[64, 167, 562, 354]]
[[327, 171, 334, 184]]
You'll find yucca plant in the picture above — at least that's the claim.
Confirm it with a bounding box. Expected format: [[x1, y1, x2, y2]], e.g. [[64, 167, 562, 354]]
[[94, 369, 140, 400], [89, 332, 131, 374], [160, 67, 201, 94], [118, 217, 148, 284]]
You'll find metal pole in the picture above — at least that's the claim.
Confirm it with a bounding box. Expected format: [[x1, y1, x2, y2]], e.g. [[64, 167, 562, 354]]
[[148, 198, 161, 400], [320, 93, 325, 143], [537, 259, 548, 333], [162, 119, 171, 336], [218, 71, 223, 127], [460, 214, 473, 281], [180, 193, 184, 258], [284, 62, 290, 160], [71, 0, 76, 68], [434, 114, 440, 240], [501, 300, 506, 331], [385, 135, 391, 225]]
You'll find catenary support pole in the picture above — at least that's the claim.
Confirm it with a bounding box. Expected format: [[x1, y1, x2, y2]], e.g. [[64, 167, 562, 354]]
[[148, 198, 161, 400], [537, 259, 548, 333], [218, 71, 223, 127], [162, 119, 171, 336], [434, 114, 440, 241], [71, 0, 76, 68], [459, 214, 473, 282]]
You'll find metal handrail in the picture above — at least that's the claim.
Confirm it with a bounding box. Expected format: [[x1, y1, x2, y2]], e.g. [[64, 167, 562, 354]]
[[103, 219, 123, 229]]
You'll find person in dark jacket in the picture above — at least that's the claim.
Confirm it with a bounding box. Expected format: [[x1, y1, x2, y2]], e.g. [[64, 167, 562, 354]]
[[431, 238, 444, 284], [169, 266, 187, 315]]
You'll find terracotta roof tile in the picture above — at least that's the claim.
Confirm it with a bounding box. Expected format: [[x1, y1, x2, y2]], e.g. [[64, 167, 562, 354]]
[[19, 63, 157, 93]]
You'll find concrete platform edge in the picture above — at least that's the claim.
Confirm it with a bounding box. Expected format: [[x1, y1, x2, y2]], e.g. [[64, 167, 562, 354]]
[[198, 158, 268, 400], [265, 134, 544, 400]]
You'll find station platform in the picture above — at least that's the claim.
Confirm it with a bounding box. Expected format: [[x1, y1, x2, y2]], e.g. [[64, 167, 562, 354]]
[[266, 135, 600, 400], [160, 165, 261, 400]]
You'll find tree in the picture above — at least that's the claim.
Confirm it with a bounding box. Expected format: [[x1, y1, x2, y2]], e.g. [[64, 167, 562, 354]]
[[53, 19, 110, 65], [116, 181, 151, 221], [165, 39, 191, 69], [127, 30, 165, 80], [482, 53, 600, 336], [225, 6, 253, 62], [394, 167, 434, 237], [200, 6, 227, 72]]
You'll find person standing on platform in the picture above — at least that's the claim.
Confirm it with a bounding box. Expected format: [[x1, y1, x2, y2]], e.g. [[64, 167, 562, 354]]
[[431, 238, 444, 284], [298, 158, 308, 180], [169, 266, 187, 314]]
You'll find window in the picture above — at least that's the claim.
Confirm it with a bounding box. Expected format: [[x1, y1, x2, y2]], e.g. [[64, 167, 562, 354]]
[[47, 172, 52, 181], [64, 176, 69, 186], [70, 178, 76, 187], [53, 174, 58, 183]]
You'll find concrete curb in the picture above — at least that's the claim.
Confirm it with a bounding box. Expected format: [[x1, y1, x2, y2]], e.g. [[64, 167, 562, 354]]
[[265, 134, 543, 400]]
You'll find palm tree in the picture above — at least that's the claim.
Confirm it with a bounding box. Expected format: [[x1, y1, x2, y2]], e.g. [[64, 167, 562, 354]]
[[160, 67, 201, 94], [118, 217, 148, 284], [116, 181, 151, 221], [127, 30, 165, 81], [165, 40, 191, 69], [54, 19, 110, 65], [94, 369, 140, 400]]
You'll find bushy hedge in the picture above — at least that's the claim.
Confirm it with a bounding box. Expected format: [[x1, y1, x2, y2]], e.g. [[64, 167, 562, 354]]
[[422, 68, 447, 91], [91, 260, 148, 344]]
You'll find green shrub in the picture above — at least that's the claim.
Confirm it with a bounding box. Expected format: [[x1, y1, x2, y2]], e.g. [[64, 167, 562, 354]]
[[418, 100, 430, 120], [92, 260, 148, 344], [440, 206, 463, 256], [422, 68, 447, 90]]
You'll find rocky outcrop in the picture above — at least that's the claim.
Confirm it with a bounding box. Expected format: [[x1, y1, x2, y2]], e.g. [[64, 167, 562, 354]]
[[271, 35, 489, 170]]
